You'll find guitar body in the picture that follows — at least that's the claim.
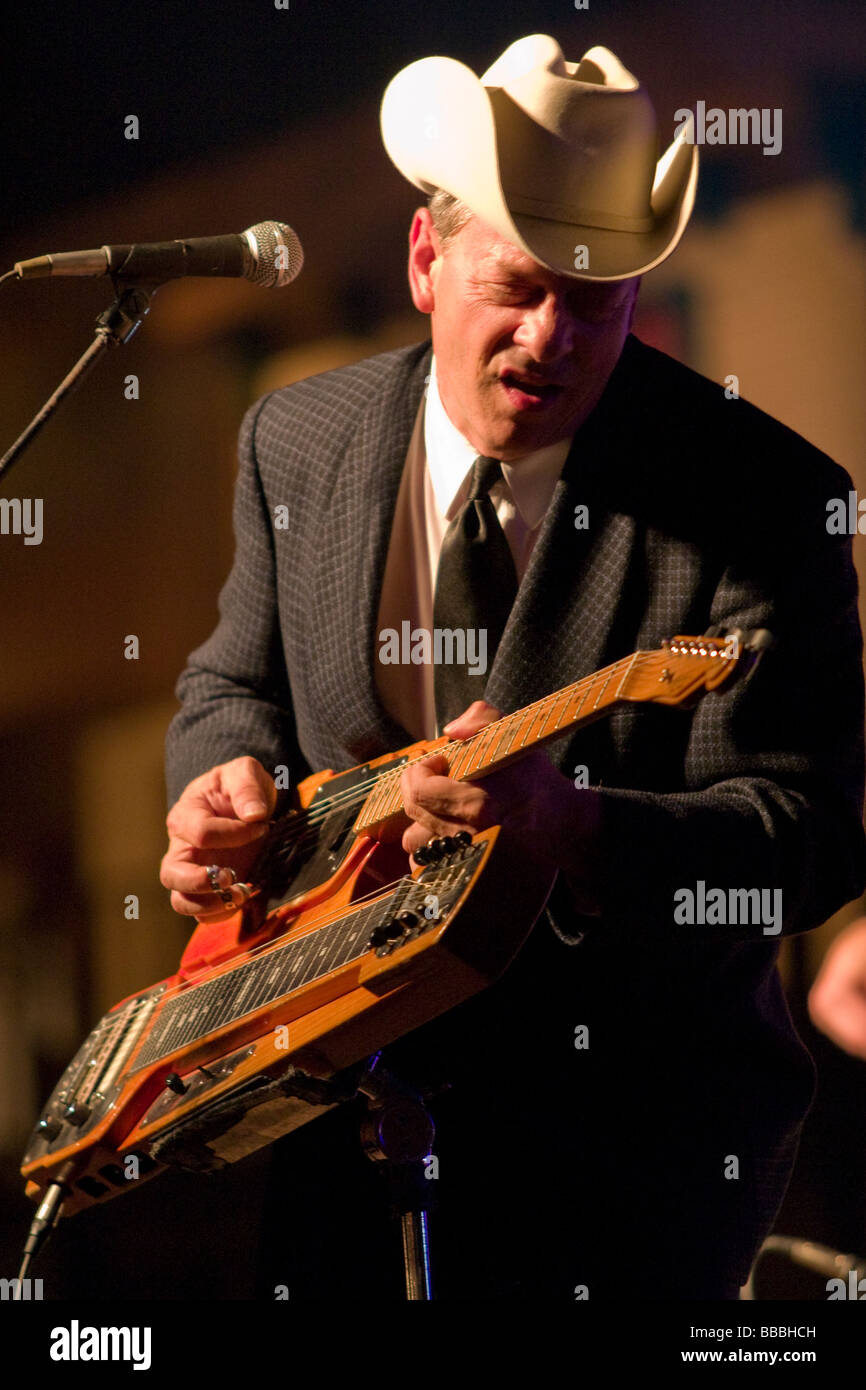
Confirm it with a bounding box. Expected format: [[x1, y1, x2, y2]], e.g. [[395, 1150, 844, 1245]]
[[21, 631, 769, 1221], [22, 825, 555, 1216]]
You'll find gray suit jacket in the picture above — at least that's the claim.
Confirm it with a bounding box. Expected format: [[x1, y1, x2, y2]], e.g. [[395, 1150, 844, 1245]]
[[166, 334, 864, 924], [165, 335, 866, 1260]]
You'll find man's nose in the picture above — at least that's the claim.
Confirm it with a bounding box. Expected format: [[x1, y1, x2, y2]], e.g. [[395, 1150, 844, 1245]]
[[514, 295, 576, 362]]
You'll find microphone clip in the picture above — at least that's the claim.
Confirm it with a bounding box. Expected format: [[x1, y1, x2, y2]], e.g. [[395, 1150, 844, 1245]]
[[96, 281, 156, 348]]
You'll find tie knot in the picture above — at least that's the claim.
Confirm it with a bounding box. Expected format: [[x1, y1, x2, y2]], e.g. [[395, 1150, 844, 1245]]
[[468, 455, 503, 500]]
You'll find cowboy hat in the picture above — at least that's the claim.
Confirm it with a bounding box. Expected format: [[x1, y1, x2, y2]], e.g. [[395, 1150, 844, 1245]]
[[380, 33, 698, 281]]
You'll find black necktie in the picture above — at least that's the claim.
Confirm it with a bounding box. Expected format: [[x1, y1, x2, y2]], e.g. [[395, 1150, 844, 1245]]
[[433, 456, 519, 731]]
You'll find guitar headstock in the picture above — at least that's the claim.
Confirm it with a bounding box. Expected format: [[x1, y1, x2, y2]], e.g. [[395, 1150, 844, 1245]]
[[624, 628, 773, 708]]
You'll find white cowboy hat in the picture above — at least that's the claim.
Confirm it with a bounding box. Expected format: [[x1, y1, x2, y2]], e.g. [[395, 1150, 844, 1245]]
[[380, 33, 698, 281]]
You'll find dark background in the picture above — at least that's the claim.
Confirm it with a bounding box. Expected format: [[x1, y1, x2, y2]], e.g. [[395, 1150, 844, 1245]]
[[0, 0, 864, 1308]]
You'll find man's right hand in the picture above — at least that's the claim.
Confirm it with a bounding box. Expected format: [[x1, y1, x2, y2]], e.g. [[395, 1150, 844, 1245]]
[[808, 917, 866, 1061], [160, 756, 277, 920]]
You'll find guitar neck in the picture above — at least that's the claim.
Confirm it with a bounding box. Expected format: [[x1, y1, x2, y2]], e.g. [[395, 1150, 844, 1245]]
[[353, 649, 645, 833]]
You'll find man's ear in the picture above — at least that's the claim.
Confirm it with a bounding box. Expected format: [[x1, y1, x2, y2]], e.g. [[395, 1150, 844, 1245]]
[[408, 207, 441, 315]]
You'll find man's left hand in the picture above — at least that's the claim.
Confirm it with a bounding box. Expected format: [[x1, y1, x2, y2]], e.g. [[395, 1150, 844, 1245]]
[[399, 700, 602, 913]]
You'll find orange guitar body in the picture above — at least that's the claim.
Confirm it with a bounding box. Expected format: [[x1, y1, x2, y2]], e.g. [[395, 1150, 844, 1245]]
[[22, 823, 554, 1216], [21, 631, 766, 1220]]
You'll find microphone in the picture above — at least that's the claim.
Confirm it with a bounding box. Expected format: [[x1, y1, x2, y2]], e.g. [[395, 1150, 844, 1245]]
[[13, 221, 304, 288]]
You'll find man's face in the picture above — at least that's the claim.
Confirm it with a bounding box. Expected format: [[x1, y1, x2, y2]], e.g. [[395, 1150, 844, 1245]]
[[408, 209, 640, 461]]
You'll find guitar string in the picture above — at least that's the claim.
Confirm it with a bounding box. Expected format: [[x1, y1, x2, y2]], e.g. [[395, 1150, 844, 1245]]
[[322, 643, 727, 824], [249, 645, 717, 880], [261, 652, 655, 835], [115, 648, 718, 1073], [144, 872, 422, 1011], [252, 648, 681, 864], [67, 868, 433, 1156]]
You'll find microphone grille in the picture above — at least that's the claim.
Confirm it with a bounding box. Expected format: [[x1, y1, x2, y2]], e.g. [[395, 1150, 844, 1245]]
[[242, 221, 304, 288]]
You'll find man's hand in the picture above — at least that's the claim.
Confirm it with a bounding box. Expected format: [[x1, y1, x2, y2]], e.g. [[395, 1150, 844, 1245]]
[[808, 917, 866, 1061], [160, 756, 277, 920], [398, 700, 602, 913]]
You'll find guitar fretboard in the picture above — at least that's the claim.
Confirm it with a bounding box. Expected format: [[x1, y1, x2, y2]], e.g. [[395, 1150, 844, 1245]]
[[132, 887, 412, 1071], [131, 847, 482, 1072], [353, 649, 643, 833]]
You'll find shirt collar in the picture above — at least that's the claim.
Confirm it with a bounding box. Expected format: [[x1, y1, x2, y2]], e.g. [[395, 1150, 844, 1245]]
[[424, 355, 572, 530]]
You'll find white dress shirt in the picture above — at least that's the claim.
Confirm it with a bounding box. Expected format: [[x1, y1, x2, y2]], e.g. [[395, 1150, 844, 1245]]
[[375, 355, 572, 739]]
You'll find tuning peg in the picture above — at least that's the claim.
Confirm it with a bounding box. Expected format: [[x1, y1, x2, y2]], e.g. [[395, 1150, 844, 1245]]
[[433, 836, 457, 855]]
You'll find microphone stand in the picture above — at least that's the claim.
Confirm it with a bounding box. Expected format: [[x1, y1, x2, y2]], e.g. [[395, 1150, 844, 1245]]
[[0, 281, 156, 484]]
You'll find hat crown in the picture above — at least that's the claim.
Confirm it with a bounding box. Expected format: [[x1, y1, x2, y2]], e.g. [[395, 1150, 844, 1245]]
[[484, 37, 659, 229]]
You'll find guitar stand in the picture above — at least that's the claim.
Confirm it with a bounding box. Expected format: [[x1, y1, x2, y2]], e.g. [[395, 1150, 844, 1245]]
[[148, 1047, 442, 1297], [355, 1052, 438, 1301], [280, 1052, 441, 1299]]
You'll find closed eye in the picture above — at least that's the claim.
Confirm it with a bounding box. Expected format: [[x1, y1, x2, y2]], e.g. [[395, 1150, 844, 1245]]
[[485, 281, 543, 305]]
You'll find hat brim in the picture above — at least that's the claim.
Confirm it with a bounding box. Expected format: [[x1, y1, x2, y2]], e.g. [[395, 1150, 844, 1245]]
[[381, 55, 698, 281]]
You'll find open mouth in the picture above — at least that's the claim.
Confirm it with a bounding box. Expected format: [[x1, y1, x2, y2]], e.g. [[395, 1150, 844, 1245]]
[[499, 370, 563, 407]]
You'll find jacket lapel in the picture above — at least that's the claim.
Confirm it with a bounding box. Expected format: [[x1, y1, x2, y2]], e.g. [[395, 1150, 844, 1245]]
[[310, 343, 432, 763]]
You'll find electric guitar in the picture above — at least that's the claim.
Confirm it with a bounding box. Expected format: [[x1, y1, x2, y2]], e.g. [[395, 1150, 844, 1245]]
[[21, 629, 770, 1219], [245, 627, 768, 919]]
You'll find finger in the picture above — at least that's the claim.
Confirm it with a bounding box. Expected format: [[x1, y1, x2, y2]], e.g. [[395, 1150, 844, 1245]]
[[160, 855, 241, 896], [402, 819, 459, 857], [402, 766, 489, 824], [404, 779, 471, 821], [401, 816, 483, 866], [443, 700, 502, 739], [168, 883, 252, 920], [160, 836, 256, 908], [166, 758, 277, 841], [165, 805, 271, 849], [412, 752, 451, 777], [809, 986, 866, 1059], [811, 973, 866, 1056], [220, 756, 278, 821], [400, 789, 488, 854]]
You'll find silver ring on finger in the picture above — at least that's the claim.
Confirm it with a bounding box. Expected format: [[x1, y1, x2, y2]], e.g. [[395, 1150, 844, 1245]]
[[206, 864, 236, 906]]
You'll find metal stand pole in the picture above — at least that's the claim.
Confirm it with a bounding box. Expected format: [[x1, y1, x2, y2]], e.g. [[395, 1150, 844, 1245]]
[[0, 283, 155, 483], [357, 1053, 438, 1300]]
